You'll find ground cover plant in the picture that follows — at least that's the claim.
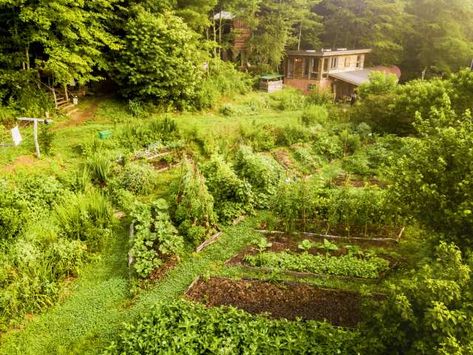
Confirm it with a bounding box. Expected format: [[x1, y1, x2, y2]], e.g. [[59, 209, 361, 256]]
[[129, 199, 184, 279], [106, 300, 361, 354]]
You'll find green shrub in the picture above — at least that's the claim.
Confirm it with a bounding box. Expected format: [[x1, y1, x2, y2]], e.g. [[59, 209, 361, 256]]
[[106, 300, 360, 354], [275, 124, 314, 146], [342, 152, 372, 176], [364, 242, 473, 354], [171, 159, 217, 246], [313, 131, 344, 161], [196, 60, 253, 110], [239, 123, 277, 151], [234, 146, 283, 208], [130, 199, 184, 278], [55, 190, 113, 250], [301, 105, 329, 126], [118, 116, 180, 151], [201, 154, 254, 223], [291, 144, 324, 171], [306, 88, 333, 106], [0, 180, 27, 241], [269, 88, 305, 111], [118, 162, 156, 195]]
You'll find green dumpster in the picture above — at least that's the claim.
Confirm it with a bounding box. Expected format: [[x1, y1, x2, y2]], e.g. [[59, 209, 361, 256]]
[[98, 130, 112, 140]]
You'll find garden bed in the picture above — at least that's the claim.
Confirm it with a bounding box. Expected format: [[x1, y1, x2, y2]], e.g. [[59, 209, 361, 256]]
[[226, 235, 397, 280], [255, 228, 404, 247], [186, 277, 362, 327]]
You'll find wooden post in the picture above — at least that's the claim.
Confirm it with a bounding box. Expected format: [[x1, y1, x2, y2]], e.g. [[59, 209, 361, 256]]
[[64, 85, 69, 102], [17, 118, 53, 159], [52, 88, 58, 109], [33, 119, 40, 158]]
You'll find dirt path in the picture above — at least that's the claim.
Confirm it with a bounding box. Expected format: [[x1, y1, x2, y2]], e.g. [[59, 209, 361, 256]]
[[55, 100, 100, 129]]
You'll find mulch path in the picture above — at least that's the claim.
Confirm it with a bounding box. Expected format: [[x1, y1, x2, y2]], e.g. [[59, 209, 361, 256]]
[[186, 277, 362, 327]]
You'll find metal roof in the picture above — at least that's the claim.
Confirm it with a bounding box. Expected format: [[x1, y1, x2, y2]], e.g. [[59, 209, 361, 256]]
[[286, 49, 372, 57], [213, 11, 235, 20], [329, 66, 400, 86]]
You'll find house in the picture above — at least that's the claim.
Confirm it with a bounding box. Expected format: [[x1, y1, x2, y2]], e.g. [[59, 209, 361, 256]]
[[283, 48, 401, 100], [213, 11, 251, 67]]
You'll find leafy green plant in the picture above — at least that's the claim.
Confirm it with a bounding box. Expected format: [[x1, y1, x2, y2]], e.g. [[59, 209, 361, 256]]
[[171, 159, 217, 246], [85, 154, 111, 187], [253, 237, 273, 252], [55, 190, 113, 250], [315, 239, 339, 255], [301, 105, 329, 126], [201, 154, 254, 223], [298, 239, 314, 252], [244, 251, 389, 279], [234, 146, 283, 209], [118, 162, 156, 195], [39, 125, 55, 156], [106, 300, 360, 354], [268, 88, 305, 111], [363, 242, 473, 354], [130, 199, 184, 278]]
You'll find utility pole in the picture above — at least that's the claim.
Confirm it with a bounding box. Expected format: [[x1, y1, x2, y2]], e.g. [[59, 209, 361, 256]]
[[17, 117, 53, 158]]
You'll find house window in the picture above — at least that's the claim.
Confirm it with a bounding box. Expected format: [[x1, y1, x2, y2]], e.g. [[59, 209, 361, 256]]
[[356, 55, 363, 68], [330, 57, 338, 69], [344, 57, 350, 67], [323, 58, 329, 72]]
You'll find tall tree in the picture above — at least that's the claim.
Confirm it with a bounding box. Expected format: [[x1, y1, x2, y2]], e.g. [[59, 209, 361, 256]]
[[0, 0, 119, 86], [316, 0, 409, 65], [405, 0, 473, 75], [247, 0, 322, 72]]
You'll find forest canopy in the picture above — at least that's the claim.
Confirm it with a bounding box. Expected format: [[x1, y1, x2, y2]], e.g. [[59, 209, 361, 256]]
[[0, 0, 472, 109]]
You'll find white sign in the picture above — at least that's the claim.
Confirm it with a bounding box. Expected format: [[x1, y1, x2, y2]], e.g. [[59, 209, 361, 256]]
[[11, 126, 22, 146]]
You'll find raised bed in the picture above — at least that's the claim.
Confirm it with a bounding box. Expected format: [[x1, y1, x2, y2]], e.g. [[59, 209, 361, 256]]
[[226, 235, 397, 280], [186, 277, 362, 327], [255, 225, 405, 245]]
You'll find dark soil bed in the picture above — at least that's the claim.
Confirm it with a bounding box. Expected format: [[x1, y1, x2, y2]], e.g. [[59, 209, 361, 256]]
[[186, 277, 362, 327]]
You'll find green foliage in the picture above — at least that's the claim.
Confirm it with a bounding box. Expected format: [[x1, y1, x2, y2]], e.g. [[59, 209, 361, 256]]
[[201, 154, 254, 223], [0, 180, 27, 241], [301, 105, 329, 126], [55, 191, 113, 250], [85, 154, 111, 187], [269, 88, 305, 111], [118, 116, 180, 151], [39, 125, 55, 156], [118, 162, 156, 195], [106, 300, 360, 354], [245, 251, 390, 279], [364, 242, 473, 354], [0, 1, 119, 86], [388, 108, 473, 248], [358, 72, 399, 97], [197, 60, 254, 110], [253, 237, 273, 252], [0, 235, 87, 330], [239, 123, 277, 151], [112, 8, 204, 109], [234, 146, 283, 208], [315, 239, 339, 255], [172, 159, 217, 245], [273, 181, 398, 234], [130, 199, 184, 278]]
